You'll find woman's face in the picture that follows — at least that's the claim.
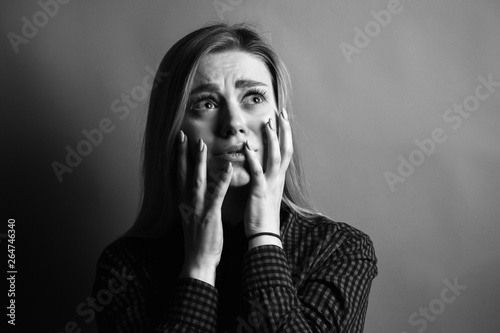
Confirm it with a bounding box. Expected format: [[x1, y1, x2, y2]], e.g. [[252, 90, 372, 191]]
[[181, 50, 277, 187]]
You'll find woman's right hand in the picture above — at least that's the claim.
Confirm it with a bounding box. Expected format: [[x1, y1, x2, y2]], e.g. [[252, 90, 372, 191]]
[[177, 130, 233, 286]]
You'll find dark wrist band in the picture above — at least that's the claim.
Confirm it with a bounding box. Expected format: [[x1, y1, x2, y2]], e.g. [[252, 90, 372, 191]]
[[247, 232, 282, 242]]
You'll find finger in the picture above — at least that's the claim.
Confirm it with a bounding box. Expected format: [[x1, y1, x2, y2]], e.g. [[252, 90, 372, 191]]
[[193, 138, 207, 213], [278, 108, 293, 174], [244, 141, 266, 189], [264, 116, 281, 177], [209, 162, 233, 209], [177, 130, 188, 200]]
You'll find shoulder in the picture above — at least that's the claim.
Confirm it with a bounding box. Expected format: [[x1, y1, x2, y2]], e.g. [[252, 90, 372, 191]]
[[283, 211, 375, 253], [282, 210, 377, 277]]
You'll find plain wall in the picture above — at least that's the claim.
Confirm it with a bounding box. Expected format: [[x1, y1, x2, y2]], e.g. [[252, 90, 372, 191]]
[[3, 0, 500, 332]]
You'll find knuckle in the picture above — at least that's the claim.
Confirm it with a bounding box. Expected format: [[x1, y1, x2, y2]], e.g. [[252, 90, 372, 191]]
[[203, 212, 213, 223], [271, 155, 281, 165], [253, 168, 264, 178], [178, 173, 187, 183], [210, 189, 222, 202], [205, 181, 217, 195], [211, 183, 225, 200], [193, 178, 203, 190], [223, 170, 233, 181]]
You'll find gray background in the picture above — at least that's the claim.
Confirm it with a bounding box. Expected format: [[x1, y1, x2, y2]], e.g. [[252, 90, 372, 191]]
[[3, 0, 500, 332]]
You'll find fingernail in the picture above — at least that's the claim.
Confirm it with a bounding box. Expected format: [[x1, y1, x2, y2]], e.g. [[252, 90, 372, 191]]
[[179, 130, 185, 143], [266, 118, 273, 130], [245, 141, 251, 150], [225, 162, 232, 173], [281, 108, 288, 120], [198, 138, 204, 152]]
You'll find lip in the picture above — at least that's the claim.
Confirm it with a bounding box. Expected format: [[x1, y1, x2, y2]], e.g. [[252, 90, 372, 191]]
[[214, 144, 246, 162], [215, 144, 245, 155], [215, 152, 246, 162]]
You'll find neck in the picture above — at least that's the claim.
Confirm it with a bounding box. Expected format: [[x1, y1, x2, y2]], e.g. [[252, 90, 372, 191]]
[[221, 184, 249, 229]]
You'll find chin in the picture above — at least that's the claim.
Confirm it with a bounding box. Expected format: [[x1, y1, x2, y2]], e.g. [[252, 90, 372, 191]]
[[229, 168, 251, 187]]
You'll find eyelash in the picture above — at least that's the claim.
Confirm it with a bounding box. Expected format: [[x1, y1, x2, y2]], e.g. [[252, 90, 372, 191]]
[[190, 88, 268, 110], [245, 88, 268, 103], [191, 93, 215, 107]]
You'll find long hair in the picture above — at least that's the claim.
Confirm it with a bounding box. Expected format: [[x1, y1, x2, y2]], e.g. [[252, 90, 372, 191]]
[[126, 23, 318, 238]]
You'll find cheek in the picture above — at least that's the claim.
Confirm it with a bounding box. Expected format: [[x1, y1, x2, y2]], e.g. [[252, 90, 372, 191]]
[[181, 120, 216, 163], [253, 111, 278, 142], [181, 118, 202, 140]]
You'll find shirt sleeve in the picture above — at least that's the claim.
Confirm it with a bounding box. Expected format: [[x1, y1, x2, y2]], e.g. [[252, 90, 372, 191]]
[[238, 232, 377, 332], [93, 244, 219, 333], [160, 278, 219, 332]]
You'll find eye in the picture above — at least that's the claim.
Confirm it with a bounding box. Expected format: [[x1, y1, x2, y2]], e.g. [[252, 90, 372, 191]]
[[242, 88, 268, 106], [190, 94, 218, 112], [193, 101, 216, 110]]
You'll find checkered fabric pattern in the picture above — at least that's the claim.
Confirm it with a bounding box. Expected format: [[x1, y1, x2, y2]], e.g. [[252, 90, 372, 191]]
[[93, 210, 377, 332]]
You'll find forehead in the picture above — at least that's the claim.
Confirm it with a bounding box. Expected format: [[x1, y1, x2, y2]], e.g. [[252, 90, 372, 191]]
[[193, 51, 272, 86]]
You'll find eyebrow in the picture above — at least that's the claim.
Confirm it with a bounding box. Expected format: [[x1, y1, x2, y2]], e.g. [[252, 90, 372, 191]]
[[190, 80, 268, 95], [235, 79, 268, 89]]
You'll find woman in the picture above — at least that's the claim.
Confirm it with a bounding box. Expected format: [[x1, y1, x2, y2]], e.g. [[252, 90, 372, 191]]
[[93, 23, 377, 332]]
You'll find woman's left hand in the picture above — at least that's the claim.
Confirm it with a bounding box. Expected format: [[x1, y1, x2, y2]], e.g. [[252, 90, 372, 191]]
[[244, 108, 293, 247]]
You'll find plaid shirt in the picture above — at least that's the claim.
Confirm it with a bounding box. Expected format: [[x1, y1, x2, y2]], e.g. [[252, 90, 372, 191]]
[[93, 209, 377, 332]]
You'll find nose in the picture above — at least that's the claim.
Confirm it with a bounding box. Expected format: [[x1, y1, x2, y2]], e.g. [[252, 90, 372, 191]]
[[219, 101, 248, 138]]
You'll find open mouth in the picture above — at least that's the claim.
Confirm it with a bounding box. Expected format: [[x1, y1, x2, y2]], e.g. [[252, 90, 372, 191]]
[[225, 148, 244, 156], [216, 145, 247, 161]]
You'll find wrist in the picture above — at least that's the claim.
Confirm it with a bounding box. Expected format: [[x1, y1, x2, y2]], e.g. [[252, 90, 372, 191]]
[[248, 234, 283, 250], [180, 262, 217, 286]]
